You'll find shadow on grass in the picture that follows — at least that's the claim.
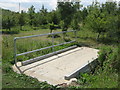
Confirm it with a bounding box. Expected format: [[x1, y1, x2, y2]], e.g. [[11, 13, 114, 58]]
[[77, 36, 119, 45], [97, 37, 119, 45], [47, 34, 61, 38], [2, 30, 20, 34]]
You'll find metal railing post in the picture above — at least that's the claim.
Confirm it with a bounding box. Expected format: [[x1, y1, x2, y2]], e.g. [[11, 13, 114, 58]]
[[52, 33, 54, 52], [74, 30, 77, 42], [14, 38, 22, 73], [14, 38, 17, 64]]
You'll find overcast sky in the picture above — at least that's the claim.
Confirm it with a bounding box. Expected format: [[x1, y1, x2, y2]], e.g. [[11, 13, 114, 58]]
[[0, 0, 119, 12]]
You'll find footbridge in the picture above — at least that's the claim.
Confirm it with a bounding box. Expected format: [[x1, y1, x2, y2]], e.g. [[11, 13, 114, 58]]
[[12, 30, 99, 85]]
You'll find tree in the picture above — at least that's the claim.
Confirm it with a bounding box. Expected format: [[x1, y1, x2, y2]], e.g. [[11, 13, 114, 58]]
[[101, 2, 117, 15], [2, 16, 15, 31], [86, 2, 109, 40], [85, 1, 119, 42], [71, 2, 81, 31], [51, 10, 59, 25], [39, 5, 48, 25], [2, 9, 16, 31], [71, 16, 80, 31], [81, 7, 88, 21], [18, 10, 25, 30], [108, 9, 120, 43], [57, 2, 79, 31], [28, 5, 35, 26]]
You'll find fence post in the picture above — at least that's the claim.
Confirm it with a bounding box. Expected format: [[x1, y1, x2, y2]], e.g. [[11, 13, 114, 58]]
[[74, 30, 77, 42], [14, 38, 17, 64], [52, 33, 54, 52], [14, 38, 22, 73]]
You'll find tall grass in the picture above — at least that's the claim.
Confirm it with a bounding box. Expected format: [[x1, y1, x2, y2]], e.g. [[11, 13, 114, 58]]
[[2, 29, 76, 64]]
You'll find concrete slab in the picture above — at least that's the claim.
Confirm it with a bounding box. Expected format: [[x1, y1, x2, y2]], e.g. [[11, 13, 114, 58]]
[[12, 47, 99, 85]]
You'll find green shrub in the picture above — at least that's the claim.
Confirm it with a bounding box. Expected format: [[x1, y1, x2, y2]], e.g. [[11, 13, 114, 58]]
[[77, 73, 91, 85], [98, 46, 112, 67], [32, 27, 39, 30], [21, 25, 33, 31], [39, 25, 49, 29]]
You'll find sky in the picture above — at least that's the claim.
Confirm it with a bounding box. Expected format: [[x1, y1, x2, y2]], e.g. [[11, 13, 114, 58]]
[[0, 0, 119, 12]]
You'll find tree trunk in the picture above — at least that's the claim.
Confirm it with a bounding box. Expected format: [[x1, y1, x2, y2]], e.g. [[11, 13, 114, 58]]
[[50, 29, 52, 33], [21, 25, 22, 30], [8, 27, 11, 31], [20, 25, 22, 30], [96, 32, 101, 41]]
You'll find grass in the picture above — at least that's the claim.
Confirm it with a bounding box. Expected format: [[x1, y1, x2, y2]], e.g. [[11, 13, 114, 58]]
[[76, 71, 118, 88], [2, 67, 55, 88], [0, 64, 2, 89], [2, 26, 119, 88], [88, 72, 118, 88]]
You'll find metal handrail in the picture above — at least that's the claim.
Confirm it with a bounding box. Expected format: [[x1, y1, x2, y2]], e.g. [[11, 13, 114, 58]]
[[16, 40, 75, 56], [14, 30, 77, 72], [14, 30, 75, 40]]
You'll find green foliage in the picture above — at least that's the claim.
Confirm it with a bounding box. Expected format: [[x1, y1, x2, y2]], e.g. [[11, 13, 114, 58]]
[[47, 10, 60, 25], [2, 16, 15, 30], [28, 5, 36, 26], [77, 73, 91, 85], [98, 46, 112, 67], [97, 45, 120, 73], [58, 2, 80, 31], [86, 5, 107, 40], [1, 1, 119, 42], [81, 7, 88, 21], [71, 17, 80, 31], [85, 1, 119, 41], [39, 25, 49, 29], [18, 10, 25, 30], [36, 5, 48, 26], [49, 23, 60, 33]]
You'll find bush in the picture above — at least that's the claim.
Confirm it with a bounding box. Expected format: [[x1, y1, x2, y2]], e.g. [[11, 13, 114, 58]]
[[98, 46, 112, 67], [32, 27, 40, 30], [22, 25, 33, 31], [39, 25, 49, 29], [110, 45, 120, 72], [97, 45, 120, 73]]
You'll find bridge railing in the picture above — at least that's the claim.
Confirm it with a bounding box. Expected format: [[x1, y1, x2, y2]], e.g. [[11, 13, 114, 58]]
[[14, 30, 77, 68]]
